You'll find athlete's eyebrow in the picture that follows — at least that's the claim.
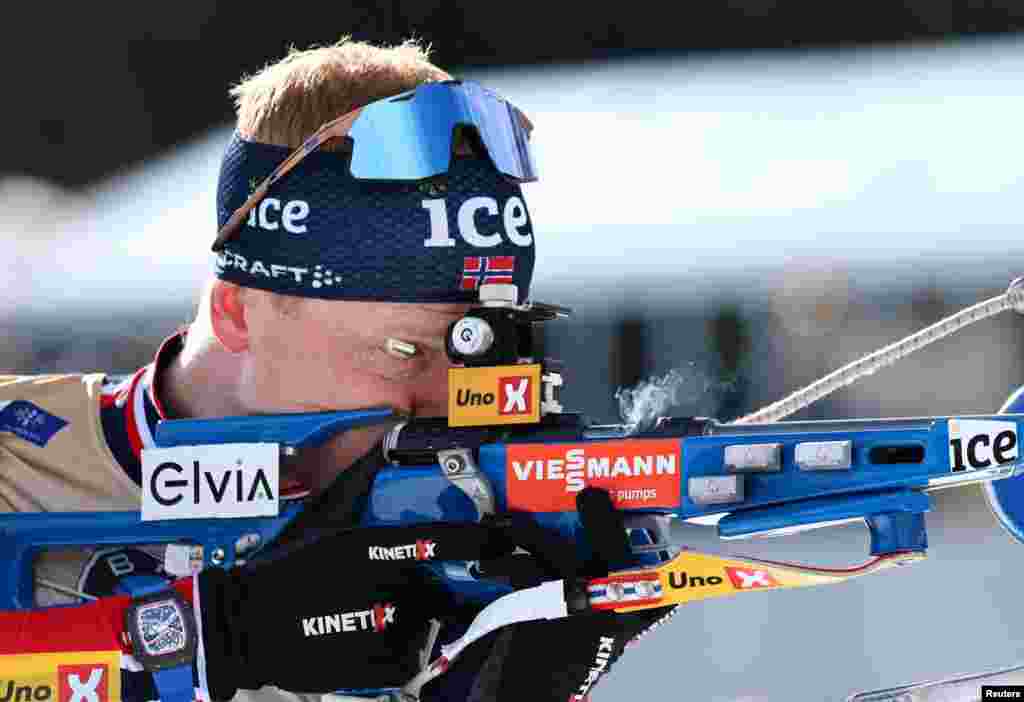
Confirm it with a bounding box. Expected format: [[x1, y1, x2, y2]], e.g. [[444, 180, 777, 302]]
[[378, 306, 470, 339]]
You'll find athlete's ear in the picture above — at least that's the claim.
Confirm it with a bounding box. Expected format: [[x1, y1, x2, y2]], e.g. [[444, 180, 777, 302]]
[[209, 280, 250, 353]]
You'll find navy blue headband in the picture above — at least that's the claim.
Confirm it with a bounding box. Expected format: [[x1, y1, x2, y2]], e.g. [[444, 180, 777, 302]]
[[214, 132, 535, 302]]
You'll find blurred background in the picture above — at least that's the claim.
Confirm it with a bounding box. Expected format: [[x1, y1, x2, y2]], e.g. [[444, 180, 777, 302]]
[[4, 3, 1024, 700]]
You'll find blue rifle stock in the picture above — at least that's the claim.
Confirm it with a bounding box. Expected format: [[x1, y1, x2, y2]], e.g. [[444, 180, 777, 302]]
[[3, 407, 1021, 611]]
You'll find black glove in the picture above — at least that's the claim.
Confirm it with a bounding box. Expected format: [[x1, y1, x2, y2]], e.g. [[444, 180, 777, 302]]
[[452, 606, 677, 702], [433, 488, 677, 702], [199, 489, 672, 702], [466, 589, 675, 699], [197, 522, 511, 700]]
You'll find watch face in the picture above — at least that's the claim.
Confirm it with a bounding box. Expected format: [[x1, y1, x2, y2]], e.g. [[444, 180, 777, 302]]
[[124, 590, 196, 672], [136, 600, 187, 656]]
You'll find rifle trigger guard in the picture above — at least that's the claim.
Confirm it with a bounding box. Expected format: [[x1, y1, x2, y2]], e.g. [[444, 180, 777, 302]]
[[437, 449, 496, 520]]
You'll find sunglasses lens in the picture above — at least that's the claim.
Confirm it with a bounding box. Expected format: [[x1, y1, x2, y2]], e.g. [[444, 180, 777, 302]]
[[347, 81, 537, 183]]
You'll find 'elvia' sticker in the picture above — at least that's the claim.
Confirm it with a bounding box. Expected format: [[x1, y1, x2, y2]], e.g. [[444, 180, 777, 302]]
[[141, 443, 280, 521], [0, 400, 69, 447]]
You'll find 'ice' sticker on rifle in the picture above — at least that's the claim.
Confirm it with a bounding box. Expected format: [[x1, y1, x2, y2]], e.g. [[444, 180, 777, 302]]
[[948, 419, 1018, 473], [141, 443, 279, 521]]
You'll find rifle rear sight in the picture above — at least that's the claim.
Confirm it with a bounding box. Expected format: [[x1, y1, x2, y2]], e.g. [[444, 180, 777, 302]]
[[444, 283, 571, 368], [445, 283, 571, 420]]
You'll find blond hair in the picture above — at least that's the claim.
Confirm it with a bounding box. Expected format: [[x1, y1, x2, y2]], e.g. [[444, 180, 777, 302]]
[[218, 38, 450, 316], [230, 37, 450, 149]]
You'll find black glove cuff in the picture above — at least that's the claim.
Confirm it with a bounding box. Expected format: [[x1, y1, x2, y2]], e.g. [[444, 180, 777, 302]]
[[198, 567, 245, 702]]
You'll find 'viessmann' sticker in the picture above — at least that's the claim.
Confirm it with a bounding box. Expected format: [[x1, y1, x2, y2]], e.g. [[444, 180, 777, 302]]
[[948, 419, 1018, 473], [506, 439, 681, 511]]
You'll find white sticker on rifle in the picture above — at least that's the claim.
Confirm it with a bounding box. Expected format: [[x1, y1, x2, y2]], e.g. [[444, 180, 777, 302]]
[[948, 419, 1018, 473], [141, 443, 279, 521]]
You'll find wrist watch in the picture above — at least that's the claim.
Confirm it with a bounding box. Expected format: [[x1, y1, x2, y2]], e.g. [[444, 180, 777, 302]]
[[124, 587, 197, 702]]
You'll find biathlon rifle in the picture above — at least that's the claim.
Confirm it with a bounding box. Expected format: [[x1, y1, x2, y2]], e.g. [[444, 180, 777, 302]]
[[6, 280, 1024, 699]]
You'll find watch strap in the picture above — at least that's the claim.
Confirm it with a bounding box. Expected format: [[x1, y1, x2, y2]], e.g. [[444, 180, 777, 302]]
[[125, 581, 197, 702], [153, 664, 195, 702]]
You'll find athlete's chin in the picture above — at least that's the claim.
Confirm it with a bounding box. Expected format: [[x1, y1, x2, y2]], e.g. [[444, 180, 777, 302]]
[[296, 423, 395, 493], [407, 401, 448, 420], [255, 390, 448, 422]]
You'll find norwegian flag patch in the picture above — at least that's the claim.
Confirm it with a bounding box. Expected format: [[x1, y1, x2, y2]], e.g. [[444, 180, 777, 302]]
[[461, 256, 516, 291]]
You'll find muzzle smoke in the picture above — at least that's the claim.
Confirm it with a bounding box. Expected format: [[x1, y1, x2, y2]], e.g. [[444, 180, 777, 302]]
[[615, 362, 737, 432]]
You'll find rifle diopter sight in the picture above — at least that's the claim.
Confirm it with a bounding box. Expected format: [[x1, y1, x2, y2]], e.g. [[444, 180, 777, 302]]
[[444, 283, 571, 427]]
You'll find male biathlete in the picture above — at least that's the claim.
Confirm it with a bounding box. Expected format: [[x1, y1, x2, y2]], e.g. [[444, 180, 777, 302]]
[[0, 39, 672, 702]]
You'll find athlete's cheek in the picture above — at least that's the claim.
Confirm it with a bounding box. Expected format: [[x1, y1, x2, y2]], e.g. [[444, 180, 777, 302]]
[[406, 357, 457, 417], [247, 322, 336, 405]]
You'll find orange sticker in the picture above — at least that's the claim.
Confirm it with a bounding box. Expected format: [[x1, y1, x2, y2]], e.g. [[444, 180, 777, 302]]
[[0, 653, 120, 702], [506, 439, 682, 511], [448, 365, 542, 427]]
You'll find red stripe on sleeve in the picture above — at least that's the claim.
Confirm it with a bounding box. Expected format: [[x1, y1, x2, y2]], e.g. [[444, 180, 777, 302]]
[[122, 367, 147, 459]]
